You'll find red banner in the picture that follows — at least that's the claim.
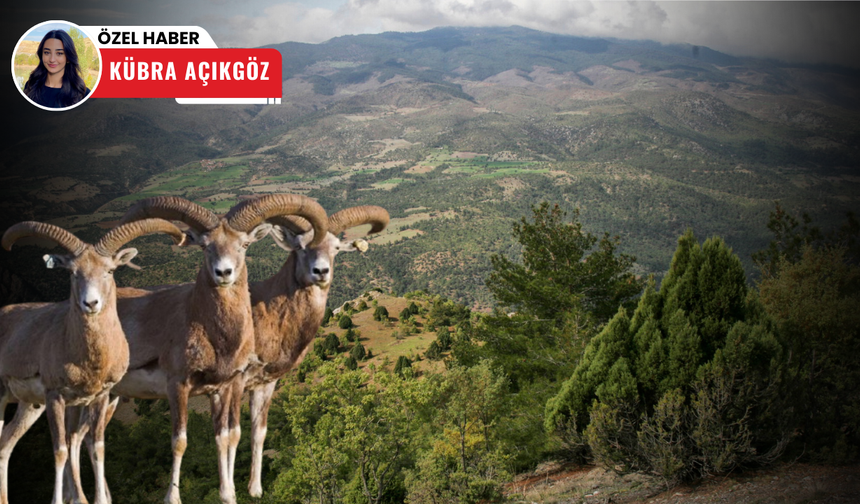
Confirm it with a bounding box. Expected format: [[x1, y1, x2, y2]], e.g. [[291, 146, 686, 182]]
[[91, 48, 282, 99]]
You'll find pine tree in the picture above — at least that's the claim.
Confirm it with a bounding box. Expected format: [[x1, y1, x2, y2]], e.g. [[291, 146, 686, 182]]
[[394, 356, 412, 376], [373, 306, 389, 322], [350, 342, 367, 361], [756, 208, 860, 461], [477, 202, 643, 388], [344, 356, 358, 370], [436, 330, 452, 351], [486, 202, 641, 324], [547, 230, 790, 477], [345, 328, 356, 342], [324, 332, 341, 354], [424, 341, 442, 361]]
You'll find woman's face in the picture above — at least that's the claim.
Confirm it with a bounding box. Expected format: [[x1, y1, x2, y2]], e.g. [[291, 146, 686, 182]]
[[41, 38, 66, 76]]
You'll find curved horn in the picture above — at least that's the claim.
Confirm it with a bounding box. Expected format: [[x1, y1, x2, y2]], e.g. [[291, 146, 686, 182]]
[[95, 218, 186, 257], [225, 194, 328, 246], [119, 196, 220, 233], [2, 222, 86, 255], [328, 206, 390, 236], [267, 215, 313, 235]]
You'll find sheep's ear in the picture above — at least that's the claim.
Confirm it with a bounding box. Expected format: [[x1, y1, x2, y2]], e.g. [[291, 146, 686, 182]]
[[248, 222, 272, 243], [270, 225, 312, 252], [340, 239, 369, 253], [182, 229, 206, 248], [113, 248, 139, 268], [43, 253, 72, 270]]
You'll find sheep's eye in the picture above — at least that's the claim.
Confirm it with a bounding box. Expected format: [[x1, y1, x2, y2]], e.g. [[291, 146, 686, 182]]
[[242, 242, 250, 249], [108, 269, 116, 275]]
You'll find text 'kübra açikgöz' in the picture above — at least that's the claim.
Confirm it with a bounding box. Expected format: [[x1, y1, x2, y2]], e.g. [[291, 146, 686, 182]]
[[110, 57, 271, 86]]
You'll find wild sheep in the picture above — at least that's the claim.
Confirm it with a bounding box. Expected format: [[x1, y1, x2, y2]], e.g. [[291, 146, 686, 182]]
[[244, 204, 389, 497], [83, 194, 328, 504], [0, 219, 185, 504]]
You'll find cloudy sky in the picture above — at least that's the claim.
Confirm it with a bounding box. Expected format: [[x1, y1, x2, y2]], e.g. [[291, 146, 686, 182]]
[[5, 1, 860, 68]]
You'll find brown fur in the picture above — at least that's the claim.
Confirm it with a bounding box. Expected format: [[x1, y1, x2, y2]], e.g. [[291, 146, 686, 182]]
[[0, 247, 133, 504], [0, 257, 128, 400], [106, 220, 262, 504], [243, 226, 383, 498], [112, 222, 257, 397], [247, 253, 328, 386]]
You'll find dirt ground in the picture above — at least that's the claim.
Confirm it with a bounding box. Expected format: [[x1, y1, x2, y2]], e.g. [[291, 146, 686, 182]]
[[506, 462, 860, 503]]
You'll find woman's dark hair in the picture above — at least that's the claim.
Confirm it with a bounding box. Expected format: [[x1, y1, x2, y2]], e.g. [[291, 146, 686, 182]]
[[23, 29, 89, 107]]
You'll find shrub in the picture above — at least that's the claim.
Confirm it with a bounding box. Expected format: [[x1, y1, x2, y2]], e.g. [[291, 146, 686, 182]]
[[324, 332, 341, 354], [373, 306, 389, 322], [436, 331, 452, 351], [350, 343, 367, 361], [344, 356, 358, 370], [345, 328, 356, 343], [424, 341, 442, 361], [548, 231, 792, 484], [394, 356, 412, 376]]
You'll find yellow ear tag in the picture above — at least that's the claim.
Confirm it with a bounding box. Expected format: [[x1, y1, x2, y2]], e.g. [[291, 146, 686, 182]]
[[353, 239, 369, 252]]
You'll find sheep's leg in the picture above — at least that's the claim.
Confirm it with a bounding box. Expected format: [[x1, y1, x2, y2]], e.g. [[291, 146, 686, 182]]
[[248, 380, 276, 497], [210, 384, 236, 504], [0, 400, 45, 504], [86, 397, 118, 504], [74, 396, 118, 504], [227, 375, 244, 485], [165, 380, 190, 504], [46, 391, 69, 504], [64, 405, 90, 504], [86, 393, 113, 504]]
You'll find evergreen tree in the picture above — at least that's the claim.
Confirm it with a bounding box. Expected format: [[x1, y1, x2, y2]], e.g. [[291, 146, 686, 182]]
[[394, 356, 412, 377], [322, 306, 334, 326], [314, 339, 327, 359], [424, 340, 442, 361], [475, 202, 642, 389], [436, 330, 452, 351], [486, 202, 641, 324], [351, 342, 367, 361], [324, 332, 341, 354], [373, 305, 389, 322], [339, 315, 354, 330], [344, 355, 358, 370], [756, 206, 860, 462], [547, 230, 791, 479]]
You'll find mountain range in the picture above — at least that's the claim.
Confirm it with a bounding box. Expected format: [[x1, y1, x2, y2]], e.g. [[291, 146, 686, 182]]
[[3, 25, 859, 308]]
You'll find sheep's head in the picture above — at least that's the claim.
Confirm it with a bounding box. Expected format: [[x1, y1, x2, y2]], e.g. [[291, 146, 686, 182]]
[[120, 195, 327, 288], [2, 219, 185, 315], [269, 205, 389, 289], [188, 222, 271, 287]]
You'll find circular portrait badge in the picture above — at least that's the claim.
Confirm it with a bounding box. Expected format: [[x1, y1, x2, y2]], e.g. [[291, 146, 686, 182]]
[[12, 20, 103, 111]]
